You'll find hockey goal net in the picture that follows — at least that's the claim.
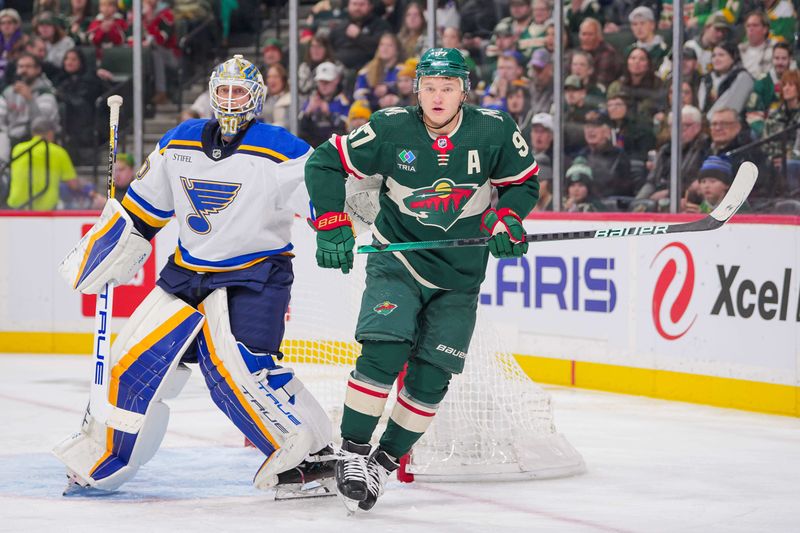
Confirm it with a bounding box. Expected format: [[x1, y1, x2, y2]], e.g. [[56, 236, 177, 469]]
[[279, 229, 585, 482]]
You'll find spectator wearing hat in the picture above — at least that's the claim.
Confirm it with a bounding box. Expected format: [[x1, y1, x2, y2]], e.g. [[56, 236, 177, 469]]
[[0, 8, 27, 82], [394, 57, 418, 107], [262, 64, 292, 129], [530, 112, 553, 209], [6, 116, 101, 211], [354, 33, 404, 109], [0, 53, 60, 163], [607, 47, 666, 121], [298, 34, 342, 97], [624, 6, 669, 68], [575, 109, 634, 199], [495, 0, 542, 61], [564, 156, 608, 212], [298, 61, 350, 147], [681, 46, 703, 96], [346, 99, 371, 132], [261, 38, 286, 75], [739, 11, 776, 80], [684, 155, 751, 213], [527, 48, 553, 115], [329, 0, 391, 71], [397, 2, 427, 59], [765, 0, 797, 45], [34, 12, 75, 70], [685, 13, 730, 75], [746, 42, 795, 136], [698, 42, 754, 119], [564, 74, 594, 155], [577, 17, 622, 87], [87, 0, 128, 57], [640, 105, 710, 201]]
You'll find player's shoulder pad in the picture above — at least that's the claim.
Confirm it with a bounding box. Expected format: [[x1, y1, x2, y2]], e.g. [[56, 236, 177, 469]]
[[239, 121, 312, 163], [368, 105, 416, 135], [466, 104, 518, 137], [157, 118, 207, 151]]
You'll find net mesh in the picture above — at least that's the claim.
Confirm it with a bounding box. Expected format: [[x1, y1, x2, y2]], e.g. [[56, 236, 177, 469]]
[[281, 245, 584, 481]]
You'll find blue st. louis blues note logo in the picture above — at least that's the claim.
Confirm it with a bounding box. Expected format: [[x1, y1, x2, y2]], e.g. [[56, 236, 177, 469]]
[[180, 177, 241, 234]]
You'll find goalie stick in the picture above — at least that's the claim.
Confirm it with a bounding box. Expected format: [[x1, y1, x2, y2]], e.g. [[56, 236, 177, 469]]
[[86, 95, 144, 432], [358, 161, 758, 254]]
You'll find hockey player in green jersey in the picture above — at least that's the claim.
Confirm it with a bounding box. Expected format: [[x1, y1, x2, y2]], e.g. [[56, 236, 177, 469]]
[[304, 47, 540, 512]]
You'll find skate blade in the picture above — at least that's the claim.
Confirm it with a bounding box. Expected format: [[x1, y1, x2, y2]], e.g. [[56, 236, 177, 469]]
[[274, 480, 336, 501], [339, 494, 362, 516]]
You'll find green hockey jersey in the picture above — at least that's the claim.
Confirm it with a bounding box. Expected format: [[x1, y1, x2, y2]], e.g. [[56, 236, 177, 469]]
[[305, 104, 539, 290]]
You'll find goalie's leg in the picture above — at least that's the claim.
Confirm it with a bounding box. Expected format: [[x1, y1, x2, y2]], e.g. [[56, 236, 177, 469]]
[[53, 287, 205, 491], [195, 288, 332, 491]]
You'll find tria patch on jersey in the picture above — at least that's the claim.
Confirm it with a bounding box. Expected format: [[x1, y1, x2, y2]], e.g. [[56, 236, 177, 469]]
[[373, 301, 397, 315], [403, 178, 478, 231], [180, 177, 241, 234], [397, 149, 417, 172]]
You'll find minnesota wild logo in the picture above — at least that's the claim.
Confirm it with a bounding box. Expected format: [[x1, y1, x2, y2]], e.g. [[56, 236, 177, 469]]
[[403, 178, 478, 231], [373, 301, 397, 315]]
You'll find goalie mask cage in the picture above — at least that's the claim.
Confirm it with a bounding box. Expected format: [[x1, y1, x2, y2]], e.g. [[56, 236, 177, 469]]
[[280, 247, 585, 483]]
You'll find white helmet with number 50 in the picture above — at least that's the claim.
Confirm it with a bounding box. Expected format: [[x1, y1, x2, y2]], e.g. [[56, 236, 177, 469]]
[[209, 54, 266, 137]]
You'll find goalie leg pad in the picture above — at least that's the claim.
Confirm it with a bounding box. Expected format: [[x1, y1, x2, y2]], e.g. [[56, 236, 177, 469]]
[[195, 288, 332, 489], [59, 198, 153, 294], [52, 287, 205, 491]]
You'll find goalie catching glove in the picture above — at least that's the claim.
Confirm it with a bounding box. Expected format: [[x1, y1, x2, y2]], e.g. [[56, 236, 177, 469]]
[[480, 208, 528, 258], [309, 212, 355, 274]]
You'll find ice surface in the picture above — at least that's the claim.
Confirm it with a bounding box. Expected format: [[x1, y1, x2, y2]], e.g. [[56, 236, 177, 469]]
[[1, 354, 799, 533]]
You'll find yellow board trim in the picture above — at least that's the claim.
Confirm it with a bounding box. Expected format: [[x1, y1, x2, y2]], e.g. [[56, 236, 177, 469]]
[[512, 354, 800, 418], [2, 332, 797, 418], [197, 303, 280, 450]]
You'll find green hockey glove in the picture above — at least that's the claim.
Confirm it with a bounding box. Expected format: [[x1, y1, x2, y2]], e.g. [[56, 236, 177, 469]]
[[309, 212, 355, 273], [480, 208, 528, 258]]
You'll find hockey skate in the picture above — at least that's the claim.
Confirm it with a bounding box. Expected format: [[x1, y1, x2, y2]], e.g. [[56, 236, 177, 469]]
[[359, 448, 399, 511], [274, 445, 338, 501], [334, 439, 371, 513]]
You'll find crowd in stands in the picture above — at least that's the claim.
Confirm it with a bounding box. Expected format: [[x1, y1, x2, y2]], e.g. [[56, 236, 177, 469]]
[[3, 0, 800, 214]]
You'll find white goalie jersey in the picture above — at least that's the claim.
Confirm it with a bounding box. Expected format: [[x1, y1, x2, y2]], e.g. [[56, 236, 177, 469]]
[[122, 118, 312, 271]]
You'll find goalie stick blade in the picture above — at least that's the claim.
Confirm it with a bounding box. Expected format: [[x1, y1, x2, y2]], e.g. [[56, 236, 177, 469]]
[[357, 162, 759, 254], [709, 161, 757, 223]]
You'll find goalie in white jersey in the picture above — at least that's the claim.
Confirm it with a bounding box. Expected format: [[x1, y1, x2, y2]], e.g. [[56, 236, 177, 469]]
[[54, 55, 335, 498]]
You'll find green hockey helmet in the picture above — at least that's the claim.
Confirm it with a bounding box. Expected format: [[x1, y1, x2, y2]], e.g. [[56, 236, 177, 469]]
[[415, 47, 471, 92]]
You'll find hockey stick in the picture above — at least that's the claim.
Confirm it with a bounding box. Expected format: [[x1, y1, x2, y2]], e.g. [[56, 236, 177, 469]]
[[358, 161, 758, 254], [86, 95, 145, 433]]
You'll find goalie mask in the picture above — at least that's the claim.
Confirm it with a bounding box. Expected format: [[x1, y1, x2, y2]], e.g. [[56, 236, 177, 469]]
[[209, 54, 266, 137]]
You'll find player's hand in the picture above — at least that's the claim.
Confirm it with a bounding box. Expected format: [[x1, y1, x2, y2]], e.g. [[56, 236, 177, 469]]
[[309, 212, 355, 274], [480, 208, 528, 259]]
